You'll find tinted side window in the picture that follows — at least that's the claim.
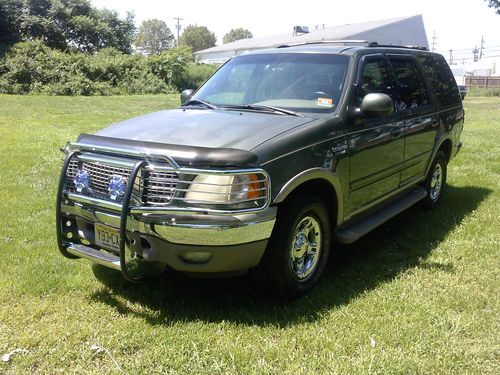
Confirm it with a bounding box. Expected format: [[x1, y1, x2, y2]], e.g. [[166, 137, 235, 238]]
[[418, 55, 461, 107], [355, 58, 395, 106], [390, 58, 428, 110]]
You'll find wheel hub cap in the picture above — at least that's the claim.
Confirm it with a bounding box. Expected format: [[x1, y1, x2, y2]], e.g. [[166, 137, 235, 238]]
[[289, 216, 322, 281], [430, 164, 442, 201]]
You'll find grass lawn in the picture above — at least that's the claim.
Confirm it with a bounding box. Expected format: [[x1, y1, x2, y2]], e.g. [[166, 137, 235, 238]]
[[0, 94, 498, 374]]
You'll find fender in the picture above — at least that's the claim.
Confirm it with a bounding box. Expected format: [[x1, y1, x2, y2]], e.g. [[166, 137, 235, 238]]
[[425, 135, 454, 178], [273, 167, 344, 226]]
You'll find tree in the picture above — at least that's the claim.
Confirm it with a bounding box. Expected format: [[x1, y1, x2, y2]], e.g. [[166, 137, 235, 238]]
[[17, 0, 135, 52], [223, 28, 253, 44], [179, 25, 216, 52], [0, 0, 23, 46], [135, 19, 174, 55], [485, 0, 500, 14]]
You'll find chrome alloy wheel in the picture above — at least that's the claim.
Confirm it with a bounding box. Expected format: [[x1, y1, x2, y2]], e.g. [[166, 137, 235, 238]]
[[430, 163, 443, 201], [289, 215, 322, 281]]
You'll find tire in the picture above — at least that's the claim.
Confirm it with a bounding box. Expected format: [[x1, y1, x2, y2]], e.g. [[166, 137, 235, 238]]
[[258, 194, 331, 298], [422, 151, 447, 208]]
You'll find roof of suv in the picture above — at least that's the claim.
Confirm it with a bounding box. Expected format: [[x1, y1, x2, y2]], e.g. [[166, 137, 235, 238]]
[[242, 43, 432, 57]]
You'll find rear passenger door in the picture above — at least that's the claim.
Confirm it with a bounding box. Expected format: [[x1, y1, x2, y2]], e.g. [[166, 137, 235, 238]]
[[388, 55, 438, 185]]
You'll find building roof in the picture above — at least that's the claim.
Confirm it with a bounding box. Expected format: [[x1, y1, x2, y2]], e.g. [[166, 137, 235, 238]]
[[195, 15, 426, 57]]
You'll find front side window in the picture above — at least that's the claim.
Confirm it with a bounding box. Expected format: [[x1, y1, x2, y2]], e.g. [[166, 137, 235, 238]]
[[192, 53, 349, 113], [389, 58, 428, 110], [354, 57, 395, 107]]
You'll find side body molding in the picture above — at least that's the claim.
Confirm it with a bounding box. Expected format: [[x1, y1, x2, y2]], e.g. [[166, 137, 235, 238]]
[[273, 168, 344, 226]]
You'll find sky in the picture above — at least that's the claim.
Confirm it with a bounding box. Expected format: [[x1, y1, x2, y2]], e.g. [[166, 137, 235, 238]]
[[92, 0, 500, 61]]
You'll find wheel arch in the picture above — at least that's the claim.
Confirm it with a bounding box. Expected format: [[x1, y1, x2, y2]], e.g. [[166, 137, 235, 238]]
[[439, 138, 453, 163], [425, 136, 453, 177], [273, 168, 343, 227]]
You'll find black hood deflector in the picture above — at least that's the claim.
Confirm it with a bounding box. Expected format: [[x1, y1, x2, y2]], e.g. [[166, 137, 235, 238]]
[[76, 134, 259, 167]]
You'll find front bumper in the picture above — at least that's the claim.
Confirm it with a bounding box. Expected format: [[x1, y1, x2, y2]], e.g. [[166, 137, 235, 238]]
[[56, 144, 276, 279], [60, 196, 276, 273]]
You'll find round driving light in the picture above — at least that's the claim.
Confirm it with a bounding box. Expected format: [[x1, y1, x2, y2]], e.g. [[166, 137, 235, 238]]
[[108, 175, 127, 200], [74, 169, 91, 193]]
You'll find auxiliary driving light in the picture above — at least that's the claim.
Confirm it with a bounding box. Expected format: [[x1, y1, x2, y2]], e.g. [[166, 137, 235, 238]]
[[74, 169, 91, 193]]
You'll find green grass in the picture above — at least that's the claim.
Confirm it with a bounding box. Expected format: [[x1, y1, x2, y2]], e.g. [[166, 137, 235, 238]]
[[0, 95, 499, 374], [466, 87, 500, 97]]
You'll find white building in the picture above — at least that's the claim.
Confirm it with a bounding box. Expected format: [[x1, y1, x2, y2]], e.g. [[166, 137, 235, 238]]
[[195, 15, 429, 64]]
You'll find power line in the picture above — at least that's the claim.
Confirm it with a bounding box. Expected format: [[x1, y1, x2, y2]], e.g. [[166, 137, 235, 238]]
[[436, 45, 500, 53]]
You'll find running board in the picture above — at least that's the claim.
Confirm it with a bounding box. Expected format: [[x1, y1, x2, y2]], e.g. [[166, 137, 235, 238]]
[[66, 243, 121, 271], [334, 186, 427, 244]]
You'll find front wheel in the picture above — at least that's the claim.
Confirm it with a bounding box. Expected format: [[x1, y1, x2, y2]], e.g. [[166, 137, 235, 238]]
[[422, 151, 447, 208], [259, 195, 331, 298]]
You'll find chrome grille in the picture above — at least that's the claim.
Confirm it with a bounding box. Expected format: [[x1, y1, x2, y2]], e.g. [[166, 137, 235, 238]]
[[141, 170, 178, 205], [65, 159, 178, 205]]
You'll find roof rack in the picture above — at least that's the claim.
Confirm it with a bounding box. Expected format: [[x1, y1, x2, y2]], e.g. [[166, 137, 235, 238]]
[[276, 40, 369, 48], [275, 40, 428, 51], [367, 42, 428, 51]]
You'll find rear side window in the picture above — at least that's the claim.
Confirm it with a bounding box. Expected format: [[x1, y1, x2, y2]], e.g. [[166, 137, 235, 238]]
[[389, 58, 428, 110], [418, 55, 461, 107]]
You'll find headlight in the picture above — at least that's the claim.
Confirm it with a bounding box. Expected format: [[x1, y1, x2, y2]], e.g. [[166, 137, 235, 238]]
[[185, 173, 267, 208]]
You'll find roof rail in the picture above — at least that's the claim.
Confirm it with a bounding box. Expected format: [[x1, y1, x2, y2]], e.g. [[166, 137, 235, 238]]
[[275, 40, 429, 51], [367, 42, 428, 51], [276, 40, 369, 48]]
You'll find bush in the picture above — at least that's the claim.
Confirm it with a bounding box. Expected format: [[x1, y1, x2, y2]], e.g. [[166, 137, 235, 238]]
[[179, 63, 218, 91], [0, 40, 193, 95]]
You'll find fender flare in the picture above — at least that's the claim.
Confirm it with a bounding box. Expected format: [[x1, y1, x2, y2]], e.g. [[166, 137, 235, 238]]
[[273, 168, 344, 226], [425, 136, 454, 177]]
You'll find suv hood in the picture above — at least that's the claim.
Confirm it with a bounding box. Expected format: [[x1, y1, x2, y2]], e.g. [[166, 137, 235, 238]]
[[96, 108, 314, 151]]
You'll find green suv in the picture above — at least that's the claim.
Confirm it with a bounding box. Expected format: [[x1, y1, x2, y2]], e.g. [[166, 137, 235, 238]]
[[57, 42, 464, 297]]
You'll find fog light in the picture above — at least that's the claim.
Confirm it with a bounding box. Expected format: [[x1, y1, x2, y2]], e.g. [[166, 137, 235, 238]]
[[180, 251, 213, 264], [74, 169, 91, 193]]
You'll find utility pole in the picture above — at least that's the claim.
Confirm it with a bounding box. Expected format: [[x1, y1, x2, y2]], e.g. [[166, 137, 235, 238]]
[[449, 49, 453, 64], [479, 35, 485, 59], [173, 17, 183, 48], [431, 31, 437, 52], [473, 46, 479, 62]]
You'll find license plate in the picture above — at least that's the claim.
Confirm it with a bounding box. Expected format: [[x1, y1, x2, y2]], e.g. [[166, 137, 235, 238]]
[[95, 223, 120, 251]]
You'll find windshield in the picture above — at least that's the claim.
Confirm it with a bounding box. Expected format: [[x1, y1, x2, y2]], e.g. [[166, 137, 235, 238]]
[[192, 53, 349, 114]]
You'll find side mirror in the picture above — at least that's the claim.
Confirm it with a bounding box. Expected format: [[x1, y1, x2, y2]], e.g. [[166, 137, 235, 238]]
[[360, 93, 394, 117], [180, 89, 194, 104]]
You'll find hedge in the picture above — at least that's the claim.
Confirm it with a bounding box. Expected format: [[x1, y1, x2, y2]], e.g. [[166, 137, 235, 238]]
[[0, 40, 217, 95]]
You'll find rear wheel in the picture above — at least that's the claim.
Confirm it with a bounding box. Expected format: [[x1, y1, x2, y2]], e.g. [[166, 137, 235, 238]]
[[259, 195, 331, 298], [422, 151, 447, 208]]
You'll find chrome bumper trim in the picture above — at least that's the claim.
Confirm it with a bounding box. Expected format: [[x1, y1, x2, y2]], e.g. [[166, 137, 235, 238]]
[[67, 193, 122, 212], [66, 243, 121, 270], [63, 200, 277, 246], [151, 216, 276, 246]]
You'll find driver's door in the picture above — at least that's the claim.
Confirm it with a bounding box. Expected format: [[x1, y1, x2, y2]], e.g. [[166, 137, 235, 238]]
[[347, 54, 405, 214]]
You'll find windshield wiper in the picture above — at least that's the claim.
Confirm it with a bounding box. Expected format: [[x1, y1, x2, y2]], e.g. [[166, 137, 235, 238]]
[[223, 104, 302, 117], [181, 99, 219, 110]]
